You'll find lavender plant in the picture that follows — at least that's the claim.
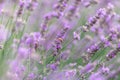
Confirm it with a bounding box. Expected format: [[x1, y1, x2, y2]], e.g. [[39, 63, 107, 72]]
[[0, 0, 120, 80]]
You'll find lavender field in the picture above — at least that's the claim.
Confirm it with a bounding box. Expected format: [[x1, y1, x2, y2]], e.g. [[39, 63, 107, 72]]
[[0, 0, 120, 80]]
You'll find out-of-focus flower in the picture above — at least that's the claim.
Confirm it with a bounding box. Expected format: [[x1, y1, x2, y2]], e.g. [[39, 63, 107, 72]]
[[65, 69, 77, 78], [80, 63, 96, 74], [0, 25, 8, 43], [73, 31, 80, 40], [18, 47, 29, 59], [89, 72, 105, 80]]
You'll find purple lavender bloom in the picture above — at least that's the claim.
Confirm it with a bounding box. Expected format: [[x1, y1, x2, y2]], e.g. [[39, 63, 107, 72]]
[[107, 68, 120, 79], [0, 25, 8, 43], [25, 36, 34, 46], [65, 69, 77, 78], [80, 63, 95, 74], [87, 44, 100, 55], [1, 0, 120, 80], [89, 73, 105, 80], [18, 47, 29, 59], [104, 40, 111, 47], [10, 60, 19, 73], [101, 66, 110, 74], [16, 0, 25, 17], [96, 8, 106, 18], [73, 31, 80, 40], [10, 61, 26, 79], [28, 73, 35, 80], [106, 50, 117, 60], [60, 50, 70, 60], [49, 63, 58, 71], [46, 70, 77, 80]]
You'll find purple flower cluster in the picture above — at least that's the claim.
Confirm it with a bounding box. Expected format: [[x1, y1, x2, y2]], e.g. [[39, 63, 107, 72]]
[[0, 0, 120, 80]]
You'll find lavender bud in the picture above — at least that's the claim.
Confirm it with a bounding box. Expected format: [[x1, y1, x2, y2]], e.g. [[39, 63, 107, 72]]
[[16, 0, 25, 17], [106, 50, 117, 61], [73, 31, 80, 40]]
